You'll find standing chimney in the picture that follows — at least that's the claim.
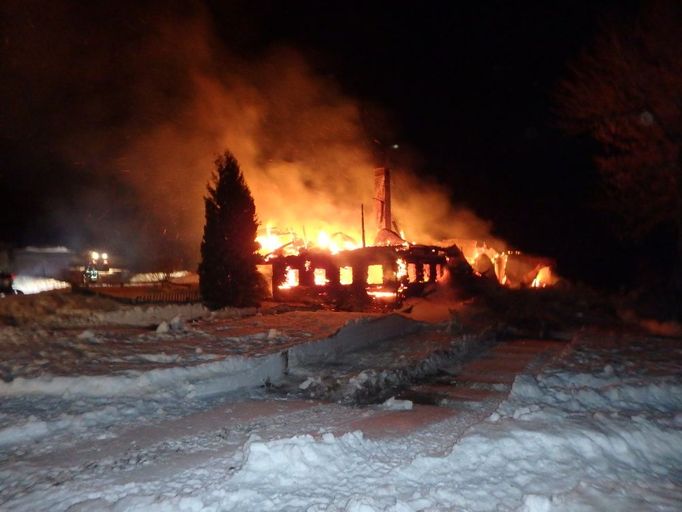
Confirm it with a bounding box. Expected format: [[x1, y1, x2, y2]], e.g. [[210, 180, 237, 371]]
[[374, 167, 392, 232]]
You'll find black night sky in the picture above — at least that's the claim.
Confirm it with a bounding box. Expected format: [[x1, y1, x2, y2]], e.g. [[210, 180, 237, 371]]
[[0, 0, 672, 289]]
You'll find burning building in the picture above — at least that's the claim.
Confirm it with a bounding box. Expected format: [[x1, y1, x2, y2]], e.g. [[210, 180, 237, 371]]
[[257, 167, 451, 306], [269, 243, 454, 305], [256, 167, 557, 307]]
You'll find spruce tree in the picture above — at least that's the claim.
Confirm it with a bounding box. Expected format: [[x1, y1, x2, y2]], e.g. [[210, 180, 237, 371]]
[[199, 151, 261, 309]]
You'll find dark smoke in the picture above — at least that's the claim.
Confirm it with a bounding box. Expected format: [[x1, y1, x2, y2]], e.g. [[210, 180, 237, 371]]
[[0, 1, 502, 271]]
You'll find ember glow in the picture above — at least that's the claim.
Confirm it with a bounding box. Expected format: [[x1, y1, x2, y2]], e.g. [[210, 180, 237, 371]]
[[367, 290, 398, 300]]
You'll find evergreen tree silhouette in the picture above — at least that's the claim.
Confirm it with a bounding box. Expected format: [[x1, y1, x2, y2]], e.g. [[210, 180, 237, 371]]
[[199, 151, 261, 309]]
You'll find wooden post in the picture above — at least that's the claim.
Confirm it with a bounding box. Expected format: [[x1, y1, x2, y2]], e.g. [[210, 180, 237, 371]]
[[361, 203, 366, 248]]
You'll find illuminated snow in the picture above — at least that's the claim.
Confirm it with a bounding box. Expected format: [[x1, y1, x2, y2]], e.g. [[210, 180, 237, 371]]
[[12, 275, 71, 295], [0, 297, 680, 511]]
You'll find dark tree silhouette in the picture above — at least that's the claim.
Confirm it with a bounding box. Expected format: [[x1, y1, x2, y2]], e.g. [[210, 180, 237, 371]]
[[199, 151, 261, 309], [556, 1, 682, 280]]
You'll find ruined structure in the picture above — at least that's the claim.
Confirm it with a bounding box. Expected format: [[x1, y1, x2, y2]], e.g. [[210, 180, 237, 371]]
[[270, 244, 456, 305], [259, 167, 458, 306], [258, 166, 557, 307]]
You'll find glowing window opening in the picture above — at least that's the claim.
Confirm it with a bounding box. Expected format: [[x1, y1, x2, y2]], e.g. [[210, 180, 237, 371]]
[[407, 263, 417, 283], [367, 264, 384, 285], [313, 268, 327, 286], [423, 264, 431, 282], [279, 267, 299, 289], [340, 266, 353, 285]]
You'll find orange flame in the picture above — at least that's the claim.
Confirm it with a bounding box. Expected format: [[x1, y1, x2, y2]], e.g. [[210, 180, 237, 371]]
[[279, 266, 299, 289], [257, 223, 361, 258], [531, 266, 556, 288]]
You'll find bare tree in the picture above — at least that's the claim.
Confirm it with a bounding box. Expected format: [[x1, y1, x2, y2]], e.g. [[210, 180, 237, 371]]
[[556, 1, 682, 284]]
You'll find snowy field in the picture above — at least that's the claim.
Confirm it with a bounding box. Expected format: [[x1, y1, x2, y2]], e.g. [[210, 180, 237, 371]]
[[0, 291, 681, 511]]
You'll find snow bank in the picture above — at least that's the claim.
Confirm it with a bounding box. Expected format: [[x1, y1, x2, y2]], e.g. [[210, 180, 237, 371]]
[[0, 405, 120, 447], [0, 314, 425, 404], [79, 407, 680, 512], [0, 353, 284, 398], [12, 275, 71, 295], [404, 414, 682, 510], [211, 359, 682, 511], [220, 431, 414, 511], [506, 371, 682, 414], [169, 337, 681, 512]]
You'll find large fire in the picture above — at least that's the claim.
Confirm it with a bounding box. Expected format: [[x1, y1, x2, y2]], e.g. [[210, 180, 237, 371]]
[[257, 224, 557, 290], [256, 223, 361, 257], [255, 168, 558, 298]]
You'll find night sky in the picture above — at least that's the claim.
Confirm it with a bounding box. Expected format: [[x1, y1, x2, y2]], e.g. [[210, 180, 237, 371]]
[[1, 0, 665, 288]]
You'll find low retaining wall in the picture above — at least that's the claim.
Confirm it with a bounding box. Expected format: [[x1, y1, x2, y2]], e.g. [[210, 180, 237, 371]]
[[286, 314, 421, 369]]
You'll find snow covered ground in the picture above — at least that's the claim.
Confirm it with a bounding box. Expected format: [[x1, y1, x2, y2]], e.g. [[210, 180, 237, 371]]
[[0, 292, 681, 511], [11, 275, 71, 295]]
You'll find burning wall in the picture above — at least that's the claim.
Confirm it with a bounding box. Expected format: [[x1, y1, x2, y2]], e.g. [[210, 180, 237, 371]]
[[269, 245, 450, 306]]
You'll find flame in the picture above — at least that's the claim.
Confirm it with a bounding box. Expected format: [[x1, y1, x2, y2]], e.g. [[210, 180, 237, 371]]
[[396, 258, 407, 279], [531, 266, 556, 288], [259, 226, 558, 292], [257, 224, 293, 255], [317, 230, 361, 254], [317, 230, 334, 252], [407, 263, 417, 283], [279, 266, 299, 289], [257, 223, 361, 258]]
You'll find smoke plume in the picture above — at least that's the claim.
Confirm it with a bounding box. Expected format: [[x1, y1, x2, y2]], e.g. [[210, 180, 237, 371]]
[[0, 1, 502, 269]]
